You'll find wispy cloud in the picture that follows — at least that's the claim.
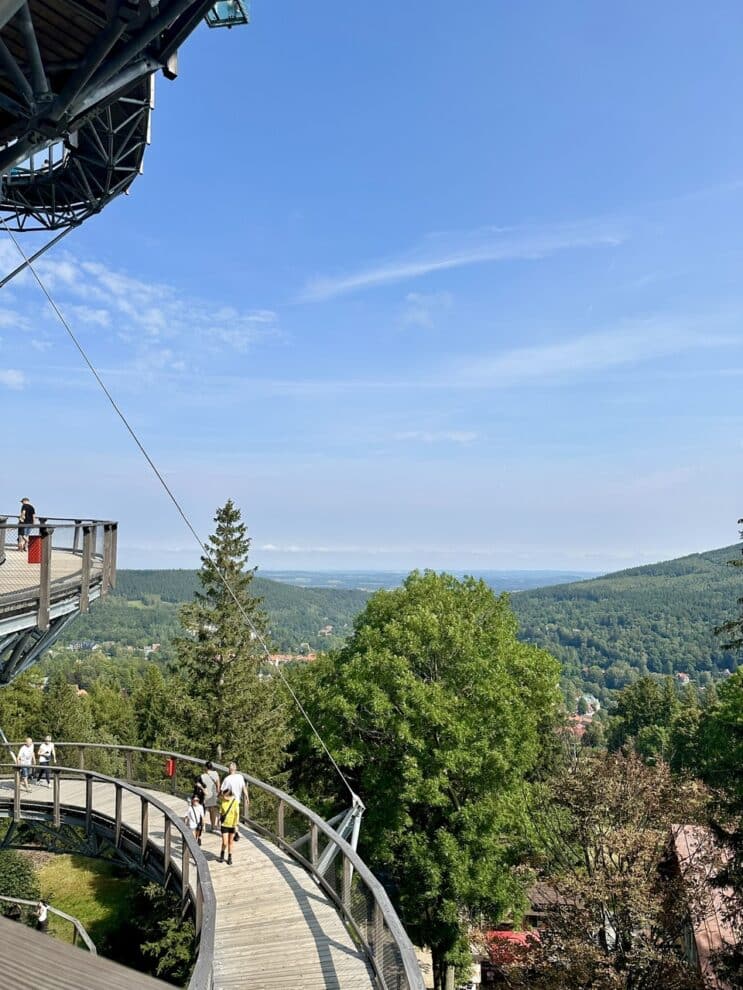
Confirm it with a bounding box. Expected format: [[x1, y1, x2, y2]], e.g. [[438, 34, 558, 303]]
[[0, 369, 25, 389], [400, 291, 453, 329], [394, 429, 478, 445], [301, 219, 626, 301], [454, 319, 733, 387], [0, 251, 281, 379]]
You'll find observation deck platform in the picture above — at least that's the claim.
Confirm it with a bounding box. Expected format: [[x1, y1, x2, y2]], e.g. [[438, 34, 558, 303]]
[[0, 516, 116, 683]]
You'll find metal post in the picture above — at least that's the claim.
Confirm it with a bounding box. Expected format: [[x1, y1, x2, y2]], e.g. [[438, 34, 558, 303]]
[[13, 769, 20, 821], [102, 524, 113, 597], [342, 855, 352, 912], [80, 525, 93, 611], [72, 519, 82, 553], [109, 523, 118, 589], [114, 784, 122, 846], [140, 798, 148, 863], [310, 823, 318, 868], [125, 750, 133, 781], [52, 770, 60, 828], [163, 817, 172, 880], [181, 841, 189, 901], [0, 517, 7, 561], [277, 799, 285, 841], [84, 774, 92, 833], [37, 524, 52, 630]]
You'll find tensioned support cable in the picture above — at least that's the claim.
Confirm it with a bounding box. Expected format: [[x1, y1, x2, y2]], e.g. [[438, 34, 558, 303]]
[[0, 219, 359, 804]]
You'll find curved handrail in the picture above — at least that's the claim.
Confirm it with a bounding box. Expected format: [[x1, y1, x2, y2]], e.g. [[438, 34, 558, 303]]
[[0, 894, 97, 952], [0, 761, 215, 990], [7, 741, 425, 990]]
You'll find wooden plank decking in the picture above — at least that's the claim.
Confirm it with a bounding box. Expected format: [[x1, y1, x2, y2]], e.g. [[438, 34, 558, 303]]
[[5, 778, 376, 990], [0, 547, 97, 600]]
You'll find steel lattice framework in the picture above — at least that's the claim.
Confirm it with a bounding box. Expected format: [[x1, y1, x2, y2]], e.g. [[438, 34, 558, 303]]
[[0, 0, 241, 230]]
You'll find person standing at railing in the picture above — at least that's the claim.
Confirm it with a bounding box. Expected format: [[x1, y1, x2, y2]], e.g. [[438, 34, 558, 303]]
[[35, 901, 48, 933], [16, 737, 35, 790], [36, 735, 55, 786], [218, 786, 239, 865], [16, 497, 35, 552], [221, 761, 245, 843]]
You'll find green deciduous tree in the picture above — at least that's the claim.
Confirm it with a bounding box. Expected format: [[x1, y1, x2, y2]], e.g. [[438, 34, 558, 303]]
[[173, 500, 289, 780], [290, 571, 561, 990]]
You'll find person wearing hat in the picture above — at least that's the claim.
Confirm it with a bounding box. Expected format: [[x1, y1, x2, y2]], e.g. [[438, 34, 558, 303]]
[[185, 794, 205, 846], [36, 735, 56, 787]]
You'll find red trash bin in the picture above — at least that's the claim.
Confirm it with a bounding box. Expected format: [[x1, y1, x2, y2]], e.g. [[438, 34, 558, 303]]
[[27, 535, 41, 564]]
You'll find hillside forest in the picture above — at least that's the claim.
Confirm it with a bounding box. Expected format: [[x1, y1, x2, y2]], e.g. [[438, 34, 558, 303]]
[[56, 544, 741, 706]]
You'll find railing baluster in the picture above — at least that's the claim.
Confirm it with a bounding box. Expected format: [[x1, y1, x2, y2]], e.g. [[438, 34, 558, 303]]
[[80, 525, 93, 612], [114, 784, 122, 846], [164, 817, 172, 880], [181, 840, 190, 901], [13, 769, 20, 821], [53, 770, 60, 828], [277, 799, 285, 840], [37, 523, 52, 630], [342, 854, 352, 911], [311, 822, 319, 867], [85, 774, 92, 834], [140, 797, 148, 863]]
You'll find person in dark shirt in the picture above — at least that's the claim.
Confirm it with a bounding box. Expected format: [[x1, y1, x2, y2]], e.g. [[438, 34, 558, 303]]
[[17, 497, 35, 551]]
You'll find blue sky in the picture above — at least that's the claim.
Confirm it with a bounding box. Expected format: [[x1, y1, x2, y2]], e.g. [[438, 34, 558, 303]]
[[2, 0, 743, 571]]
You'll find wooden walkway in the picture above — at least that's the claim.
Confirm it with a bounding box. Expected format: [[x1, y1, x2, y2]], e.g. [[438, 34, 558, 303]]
[[0, 547, 98, 599], [7, 778, 376, 990]]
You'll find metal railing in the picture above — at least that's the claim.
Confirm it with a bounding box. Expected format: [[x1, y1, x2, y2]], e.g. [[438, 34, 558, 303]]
[[5, 742, 425, 990], [0, 894, 97, 952], [0, 759, 215, 990], [0, 516, 117, 630]]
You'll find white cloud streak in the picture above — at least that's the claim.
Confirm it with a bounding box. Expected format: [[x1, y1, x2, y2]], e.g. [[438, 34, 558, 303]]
[[0, 369, 25, 389], [301, 220, 626, 301]]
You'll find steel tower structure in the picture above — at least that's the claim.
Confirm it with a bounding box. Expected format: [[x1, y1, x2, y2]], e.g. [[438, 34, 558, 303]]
[[0, 0, 247, 231]]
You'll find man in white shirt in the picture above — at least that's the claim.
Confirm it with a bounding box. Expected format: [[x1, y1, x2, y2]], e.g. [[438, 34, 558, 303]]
[[221, 762, 246, 842], [16, 737, 35, 790]]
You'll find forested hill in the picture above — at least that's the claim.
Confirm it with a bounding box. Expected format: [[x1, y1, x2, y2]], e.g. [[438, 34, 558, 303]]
[[63, 570, 370, 653], [63, 550, 743, 701], [511, 544, 742, 704]]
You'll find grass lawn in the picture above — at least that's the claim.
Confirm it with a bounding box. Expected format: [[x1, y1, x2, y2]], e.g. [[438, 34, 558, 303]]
[[37, 854, 139, 950]]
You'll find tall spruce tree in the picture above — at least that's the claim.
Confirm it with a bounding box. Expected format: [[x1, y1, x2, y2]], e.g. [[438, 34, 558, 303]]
[[173, 500, 289, 780]]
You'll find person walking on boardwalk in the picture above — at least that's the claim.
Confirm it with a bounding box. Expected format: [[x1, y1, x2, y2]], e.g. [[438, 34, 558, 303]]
[[35, 901, 48, 933], [218, 786, 239, 865], [16, 497, 35, 552], [185, 794, 205, 846], [198, 761, 220, 832], [36, 735, 55, 786], [221, 761, 245, 842], [16, 737, 35, 790]]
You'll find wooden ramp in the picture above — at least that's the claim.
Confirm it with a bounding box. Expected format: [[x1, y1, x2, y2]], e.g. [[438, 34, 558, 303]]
[[10, 779, 376, 990]]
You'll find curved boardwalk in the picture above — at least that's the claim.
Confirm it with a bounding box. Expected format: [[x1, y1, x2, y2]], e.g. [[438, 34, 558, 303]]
[[9, 778, 376, 990]]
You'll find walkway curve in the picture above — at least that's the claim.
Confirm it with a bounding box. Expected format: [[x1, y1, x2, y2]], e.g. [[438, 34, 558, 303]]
[[0, 745, 425, 990]]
